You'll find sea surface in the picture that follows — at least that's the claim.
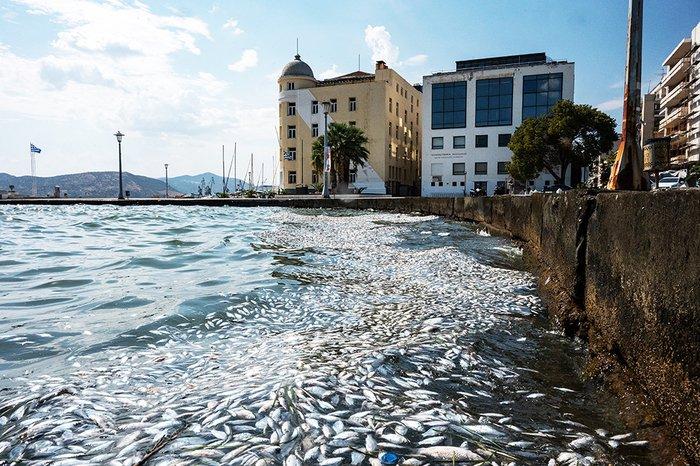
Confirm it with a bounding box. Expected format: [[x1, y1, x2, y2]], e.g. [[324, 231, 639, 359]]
[[0, 205, 652, 465]]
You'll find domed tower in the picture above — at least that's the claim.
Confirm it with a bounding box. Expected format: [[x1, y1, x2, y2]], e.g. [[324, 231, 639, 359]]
[[278, 54, 316, 91], [278, 54, 317, 192]]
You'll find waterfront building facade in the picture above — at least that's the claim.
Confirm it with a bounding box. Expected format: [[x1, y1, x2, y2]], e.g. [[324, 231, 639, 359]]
[[278, 56, 422, 195], [641, 22, 700, 168], [421, 53, 574, 196]]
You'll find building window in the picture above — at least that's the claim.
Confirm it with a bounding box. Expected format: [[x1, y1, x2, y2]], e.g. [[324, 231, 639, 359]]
[[453, 136, 466, 149], [389, 98, 392, 112], [431, 162, 443, 183], [522, 73, 563, 119], [312, 172, 318, 184], [545, 180, 551, 186], [396, 102, 399, 116], [349, 169, 357, 183], [475, 135, 488, 148], [312, 101, 318, 114], [287, 82, 295, 90], [396, 83, 399, 92], [288, 171, 297, 184], [349, 121, 356, 126], [476, 77, 513, 127], [475, 162, 488, 175], [498, 133, 511, 147], [452, 181, 457, 186], [349, 97, 357, 111], [453, 162, 466, 175], [497, 161, 510, 174], [432, 137, 444, 149], [287, 125, 296, 139], [287, 102, 296, 116], [431, 81, 467, 129], [312, 124, 319, 137], [286, 147, 297, 161], [389, 122, 392, 136], [330, 99, 337, 112], [474, 181, 488, 191]]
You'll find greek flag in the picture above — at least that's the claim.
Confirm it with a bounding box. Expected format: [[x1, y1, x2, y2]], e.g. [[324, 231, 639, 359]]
[[283, 149, 293, 161], [30, 143, 42, 154]]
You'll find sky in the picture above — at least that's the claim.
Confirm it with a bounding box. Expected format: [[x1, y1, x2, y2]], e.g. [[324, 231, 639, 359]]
[[0, 0, 698, 183]]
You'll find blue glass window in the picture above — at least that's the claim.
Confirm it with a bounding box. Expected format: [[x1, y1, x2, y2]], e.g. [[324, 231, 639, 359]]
[[431, 81, 467, 129], [475, 77, 513, 127], [522, 73, 563, 119]]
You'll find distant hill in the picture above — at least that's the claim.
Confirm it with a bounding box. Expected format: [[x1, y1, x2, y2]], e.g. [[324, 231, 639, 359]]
[[162, 172, 248, 196], [0, 172, 181, 198]]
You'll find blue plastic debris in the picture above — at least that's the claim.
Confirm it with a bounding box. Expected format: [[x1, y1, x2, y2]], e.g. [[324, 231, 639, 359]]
[[380, 451, 400, 465]]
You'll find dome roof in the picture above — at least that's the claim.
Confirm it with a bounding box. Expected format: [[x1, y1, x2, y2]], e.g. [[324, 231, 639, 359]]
[[281, 54, 314, 79]]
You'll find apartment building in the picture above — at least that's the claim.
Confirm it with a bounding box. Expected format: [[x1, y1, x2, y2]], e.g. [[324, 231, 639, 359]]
[[278, 55, 422, 195], [421, 53, 574, 196], [642, 22, 700, 167]]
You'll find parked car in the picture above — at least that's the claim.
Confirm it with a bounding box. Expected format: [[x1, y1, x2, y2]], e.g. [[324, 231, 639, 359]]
[[655, 176, 686, 189]]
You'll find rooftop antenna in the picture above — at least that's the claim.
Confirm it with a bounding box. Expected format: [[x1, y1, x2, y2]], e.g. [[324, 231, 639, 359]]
[[296, 38, 299, 57], [358, 54, 361, 71]]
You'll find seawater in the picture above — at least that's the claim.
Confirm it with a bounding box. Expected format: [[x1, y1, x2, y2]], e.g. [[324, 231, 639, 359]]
[[0, 205, 652, 465]]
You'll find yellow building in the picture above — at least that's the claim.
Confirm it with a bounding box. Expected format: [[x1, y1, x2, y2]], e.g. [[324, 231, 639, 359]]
[[278, 55, 422, 195]]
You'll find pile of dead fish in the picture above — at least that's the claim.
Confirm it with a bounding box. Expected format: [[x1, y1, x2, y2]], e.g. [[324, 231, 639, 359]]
[[0, 210, 648, 465]]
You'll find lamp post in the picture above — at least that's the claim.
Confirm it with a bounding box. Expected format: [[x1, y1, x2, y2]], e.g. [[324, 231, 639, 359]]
[[321, 101, 331, 198], [164, 163, 169, 198], [114, 131, 125, 199]]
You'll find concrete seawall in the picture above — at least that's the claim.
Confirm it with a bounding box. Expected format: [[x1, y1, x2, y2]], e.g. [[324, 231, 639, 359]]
[[2, 192, 698, 460], [346, 191, 700, 462]]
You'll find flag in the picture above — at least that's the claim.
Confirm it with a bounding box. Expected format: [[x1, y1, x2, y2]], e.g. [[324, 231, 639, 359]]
[[30, 143, 41, 154], [283, 149, 293, 161]]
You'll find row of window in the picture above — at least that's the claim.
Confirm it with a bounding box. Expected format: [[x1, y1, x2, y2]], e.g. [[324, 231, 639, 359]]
[[432, 161, 510, 179], [285, 121, 356, 140], [431, 180, 501, 191], [431, 133, 511, 150], [431, 73, 563, 130], [286, 171, 352, 184], [286, 98, 357, 117]]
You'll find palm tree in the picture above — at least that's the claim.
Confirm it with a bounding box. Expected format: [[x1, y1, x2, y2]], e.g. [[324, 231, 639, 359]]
[[312, 123, 370, 192]]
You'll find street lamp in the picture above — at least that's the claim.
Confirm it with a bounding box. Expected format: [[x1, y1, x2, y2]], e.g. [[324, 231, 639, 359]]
[[114, 131, 125, 200], [164, 163, 169, 198], [321, 101, 331, 198]]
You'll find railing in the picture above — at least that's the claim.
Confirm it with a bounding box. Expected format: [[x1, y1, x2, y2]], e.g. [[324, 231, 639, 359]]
[[659, 105, 688, 128], [661, 57, 691, 87], [660, 81, 689, 108]]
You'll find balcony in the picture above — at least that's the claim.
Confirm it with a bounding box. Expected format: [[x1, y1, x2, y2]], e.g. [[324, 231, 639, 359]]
[[660, 82, 689, 109], [661, 57, 691, 89], [659, 106, 688, 129]]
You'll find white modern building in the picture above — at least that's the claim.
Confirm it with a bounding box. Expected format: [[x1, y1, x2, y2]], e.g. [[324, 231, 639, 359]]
[[641, 22, 699, 168], [421, 53, 574, 196]]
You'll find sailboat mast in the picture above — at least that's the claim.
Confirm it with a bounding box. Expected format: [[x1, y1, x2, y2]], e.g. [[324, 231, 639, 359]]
[[234, 142, 237, 192], [222, 145, 226, 195]]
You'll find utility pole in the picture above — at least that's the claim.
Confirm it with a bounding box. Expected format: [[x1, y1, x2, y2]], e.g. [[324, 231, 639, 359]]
[[164, 163, 169, 198], [607, 0, 647, 190]]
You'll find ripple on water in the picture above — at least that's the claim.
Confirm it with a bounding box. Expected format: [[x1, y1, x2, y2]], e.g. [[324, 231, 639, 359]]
[[0, 205, 652, 465]]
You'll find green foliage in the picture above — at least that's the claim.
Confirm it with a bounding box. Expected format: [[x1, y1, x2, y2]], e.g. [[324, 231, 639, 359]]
[[311, 123, 370, 185], [508, 100, 617, 184], [687, 163, 700, 187]]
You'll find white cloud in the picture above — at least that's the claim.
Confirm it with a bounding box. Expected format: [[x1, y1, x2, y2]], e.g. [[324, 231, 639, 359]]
[[228, 49, 258, 72], [609, 80, 624, 89], [364, 25, 399, 65], [596, 99, 624, 111], [401, 54, 427, 66], [15, 0, 211, 57], [318, 64, 339, 80], [223, 18, 243, 35]]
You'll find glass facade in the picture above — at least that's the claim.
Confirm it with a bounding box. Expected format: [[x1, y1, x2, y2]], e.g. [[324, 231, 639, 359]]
[[476, 77, 513, 127], [522, 73, 563, 119], [431, 82, 467, 129]]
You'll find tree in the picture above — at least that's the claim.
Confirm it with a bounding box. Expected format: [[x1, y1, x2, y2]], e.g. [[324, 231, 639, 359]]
[[312, 123, 370, 190], [508, 100, 617, 186]]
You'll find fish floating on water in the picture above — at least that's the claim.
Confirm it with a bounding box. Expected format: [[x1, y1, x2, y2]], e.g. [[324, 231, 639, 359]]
[[0, 208, 650, 465]]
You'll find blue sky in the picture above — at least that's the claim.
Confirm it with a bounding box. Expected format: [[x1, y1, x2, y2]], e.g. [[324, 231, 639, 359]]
[[0, 0, 697, 182]]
